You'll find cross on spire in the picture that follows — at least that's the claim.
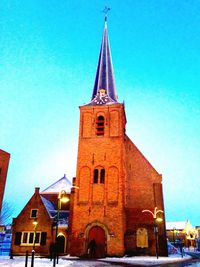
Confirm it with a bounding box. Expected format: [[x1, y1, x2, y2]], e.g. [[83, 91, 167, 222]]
[[102, 6, 110, 21]]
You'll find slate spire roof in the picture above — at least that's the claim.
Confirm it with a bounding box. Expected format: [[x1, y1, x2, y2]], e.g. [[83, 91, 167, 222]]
[[87, 18, 118, 106]]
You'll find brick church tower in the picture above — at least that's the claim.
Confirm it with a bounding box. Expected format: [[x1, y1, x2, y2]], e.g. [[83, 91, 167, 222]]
[[69, 17, 168, 257]]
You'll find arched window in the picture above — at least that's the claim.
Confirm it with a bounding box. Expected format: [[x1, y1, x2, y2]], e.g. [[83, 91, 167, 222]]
[[96, 116, 104, 136], [100, 169, 105, 184], [93, 169, 98, 183], [93, 168, 105, 184]]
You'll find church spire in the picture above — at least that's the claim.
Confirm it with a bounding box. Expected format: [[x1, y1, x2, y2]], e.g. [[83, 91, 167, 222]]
[[88, 14, 118, 106]]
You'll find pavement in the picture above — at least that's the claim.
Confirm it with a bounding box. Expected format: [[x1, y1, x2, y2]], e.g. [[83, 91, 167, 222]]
[[98, 254, 192, 266], [0, 254, 194, 267]]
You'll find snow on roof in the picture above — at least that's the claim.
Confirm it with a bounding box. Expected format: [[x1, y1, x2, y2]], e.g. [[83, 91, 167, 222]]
[[42, 174, 72, 194], [41, 196, 56, 217], [166, 221, 188, 230]]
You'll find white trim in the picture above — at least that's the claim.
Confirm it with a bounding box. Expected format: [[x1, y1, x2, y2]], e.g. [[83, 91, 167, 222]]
[[21, 231, 41, 246], [30, 209, 38, 218]]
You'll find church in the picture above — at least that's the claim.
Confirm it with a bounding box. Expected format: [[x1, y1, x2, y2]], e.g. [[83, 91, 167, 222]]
[[68, 17, 168, 257], [10, 16, 168, 258]]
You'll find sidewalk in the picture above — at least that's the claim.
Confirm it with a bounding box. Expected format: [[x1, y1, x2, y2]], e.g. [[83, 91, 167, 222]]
[[98, 254, 192, 266], [184, 247, 200, 259], [0, 254, 193, 267]]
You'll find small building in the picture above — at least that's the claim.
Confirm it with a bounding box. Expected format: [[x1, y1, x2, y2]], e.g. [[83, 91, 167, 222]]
[[166, 220, 197, 247], [0, 224, 12, 256], [11, 175, 71, 256]]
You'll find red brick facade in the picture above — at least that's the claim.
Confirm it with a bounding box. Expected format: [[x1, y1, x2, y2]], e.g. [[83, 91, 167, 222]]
[[0, 149, 10, 212], [68, 103, 168, 257], [11, 188, 54, 256], [11, 186, 70, 256]]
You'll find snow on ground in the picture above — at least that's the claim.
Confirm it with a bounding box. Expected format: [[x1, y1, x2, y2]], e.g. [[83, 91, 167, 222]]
[[0, 257, 70, 267], [0, 254, 192, 267], [100, 254, 192, 266]]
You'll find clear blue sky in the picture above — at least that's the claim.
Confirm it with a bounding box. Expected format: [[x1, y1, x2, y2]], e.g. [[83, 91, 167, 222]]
[[1, 1, 200, 226]]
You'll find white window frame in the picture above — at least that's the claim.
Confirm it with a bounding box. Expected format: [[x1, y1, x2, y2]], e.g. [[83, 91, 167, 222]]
[[21, 231, 41, 246], [30, 209, 38, 218]]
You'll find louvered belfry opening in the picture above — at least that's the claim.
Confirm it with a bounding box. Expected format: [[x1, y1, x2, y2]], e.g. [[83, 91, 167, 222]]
[[96, 115, 105, 136], [93, 169, 98, 183], [93, 168, 105, 184], [100, 169, 105, 183]]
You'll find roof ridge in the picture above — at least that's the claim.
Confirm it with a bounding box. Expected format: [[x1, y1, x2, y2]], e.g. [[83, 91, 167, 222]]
[[42, 175, 72, 193]]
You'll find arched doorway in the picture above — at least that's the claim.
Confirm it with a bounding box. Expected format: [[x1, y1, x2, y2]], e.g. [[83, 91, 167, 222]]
[[57, 235, 65, 254], [88, 226, 106, 258]]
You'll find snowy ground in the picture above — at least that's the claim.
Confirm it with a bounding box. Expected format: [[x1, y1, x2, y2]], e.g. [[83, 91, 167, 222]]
[[100, 254, 192, 266], [0, 254, 192, 267]]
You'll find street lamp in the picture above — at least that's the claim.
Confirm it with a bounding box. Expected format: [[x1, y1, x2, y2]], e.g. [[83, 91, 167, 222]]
[[53, 190, 69, 267], [142, 207, 163, 259], [32, 220, 38, 250], [31, 219, 38, 267], [172, 227, 176, 246]]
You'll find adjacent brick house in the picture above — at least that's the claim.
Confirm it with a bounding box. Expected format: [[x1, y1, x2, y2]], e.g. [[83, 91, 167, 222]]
[[68, 18, 168, 257], [11, 175, 71, 256], [0, 149, 10, 213]]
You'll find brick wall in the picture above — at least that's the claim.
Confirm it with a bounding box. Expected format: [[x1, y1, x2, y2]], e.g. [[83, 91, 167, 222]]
[[124, 136, 167, 256], [0, 149, 10, 212], [68, 103, 168, 257], [69, 104, 126, 256], [11, 188, 54, 256]]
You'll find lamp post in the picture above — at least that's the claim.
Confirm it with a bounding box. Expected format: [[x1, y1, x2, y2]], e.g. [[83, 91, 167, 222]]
[[172, 227, 176, 246], [142, 207, 163, 259], [53, 190, 69, 267], [31, 219, 38, 267]]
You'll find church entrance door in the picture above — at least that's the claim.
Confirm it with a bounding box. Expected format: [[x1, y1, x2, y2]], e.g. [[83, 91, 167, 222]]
[[88, 226, 106, 258]]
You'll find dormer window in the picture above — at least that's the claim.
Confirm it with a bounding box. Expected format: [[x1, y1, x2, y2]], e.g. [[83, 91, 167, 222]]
[[96, 116, 104, 136]]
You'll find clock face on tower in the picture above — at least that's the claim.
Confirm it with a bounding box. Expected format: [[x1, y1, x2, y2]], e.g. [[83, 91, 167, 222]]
[[93, 88, 111, 105], [89, 88, 116, 105], [94, 95, 109, 104]]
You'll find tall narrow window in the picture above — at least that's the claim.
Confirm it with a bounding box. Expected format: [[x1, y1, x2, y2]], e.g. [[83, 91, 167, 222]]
[[29, 233, 34, 243], [96, 116, 105, 136], [93, 167, 105, 184], [93, 169, 98, 183], [22, 233, 28, 243], [100, 169, 105, 184]]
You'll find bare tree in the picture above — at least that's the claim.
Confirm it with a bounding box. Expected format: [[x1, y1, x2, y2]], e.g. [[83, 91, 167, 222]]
[[0, 201, 14, 225]]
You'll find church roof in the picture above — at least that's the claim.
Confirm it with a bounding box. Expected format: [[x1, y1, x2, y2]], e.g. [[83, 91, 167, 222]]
[[87, 18, 118, 106], [41, 195, 56, 217], [42, 174, 72, 194], [41, 195, 69, 225]]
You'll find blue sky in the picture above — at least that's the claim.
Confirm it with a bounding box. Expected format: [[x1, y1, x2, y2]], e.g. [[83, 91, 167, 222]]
[[0, 1, 200, 226]]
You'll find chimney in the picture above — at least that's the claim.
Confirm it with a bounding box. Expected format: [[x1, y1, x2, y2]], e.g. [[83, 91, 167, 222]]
[[35, 187, 40, 194]]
